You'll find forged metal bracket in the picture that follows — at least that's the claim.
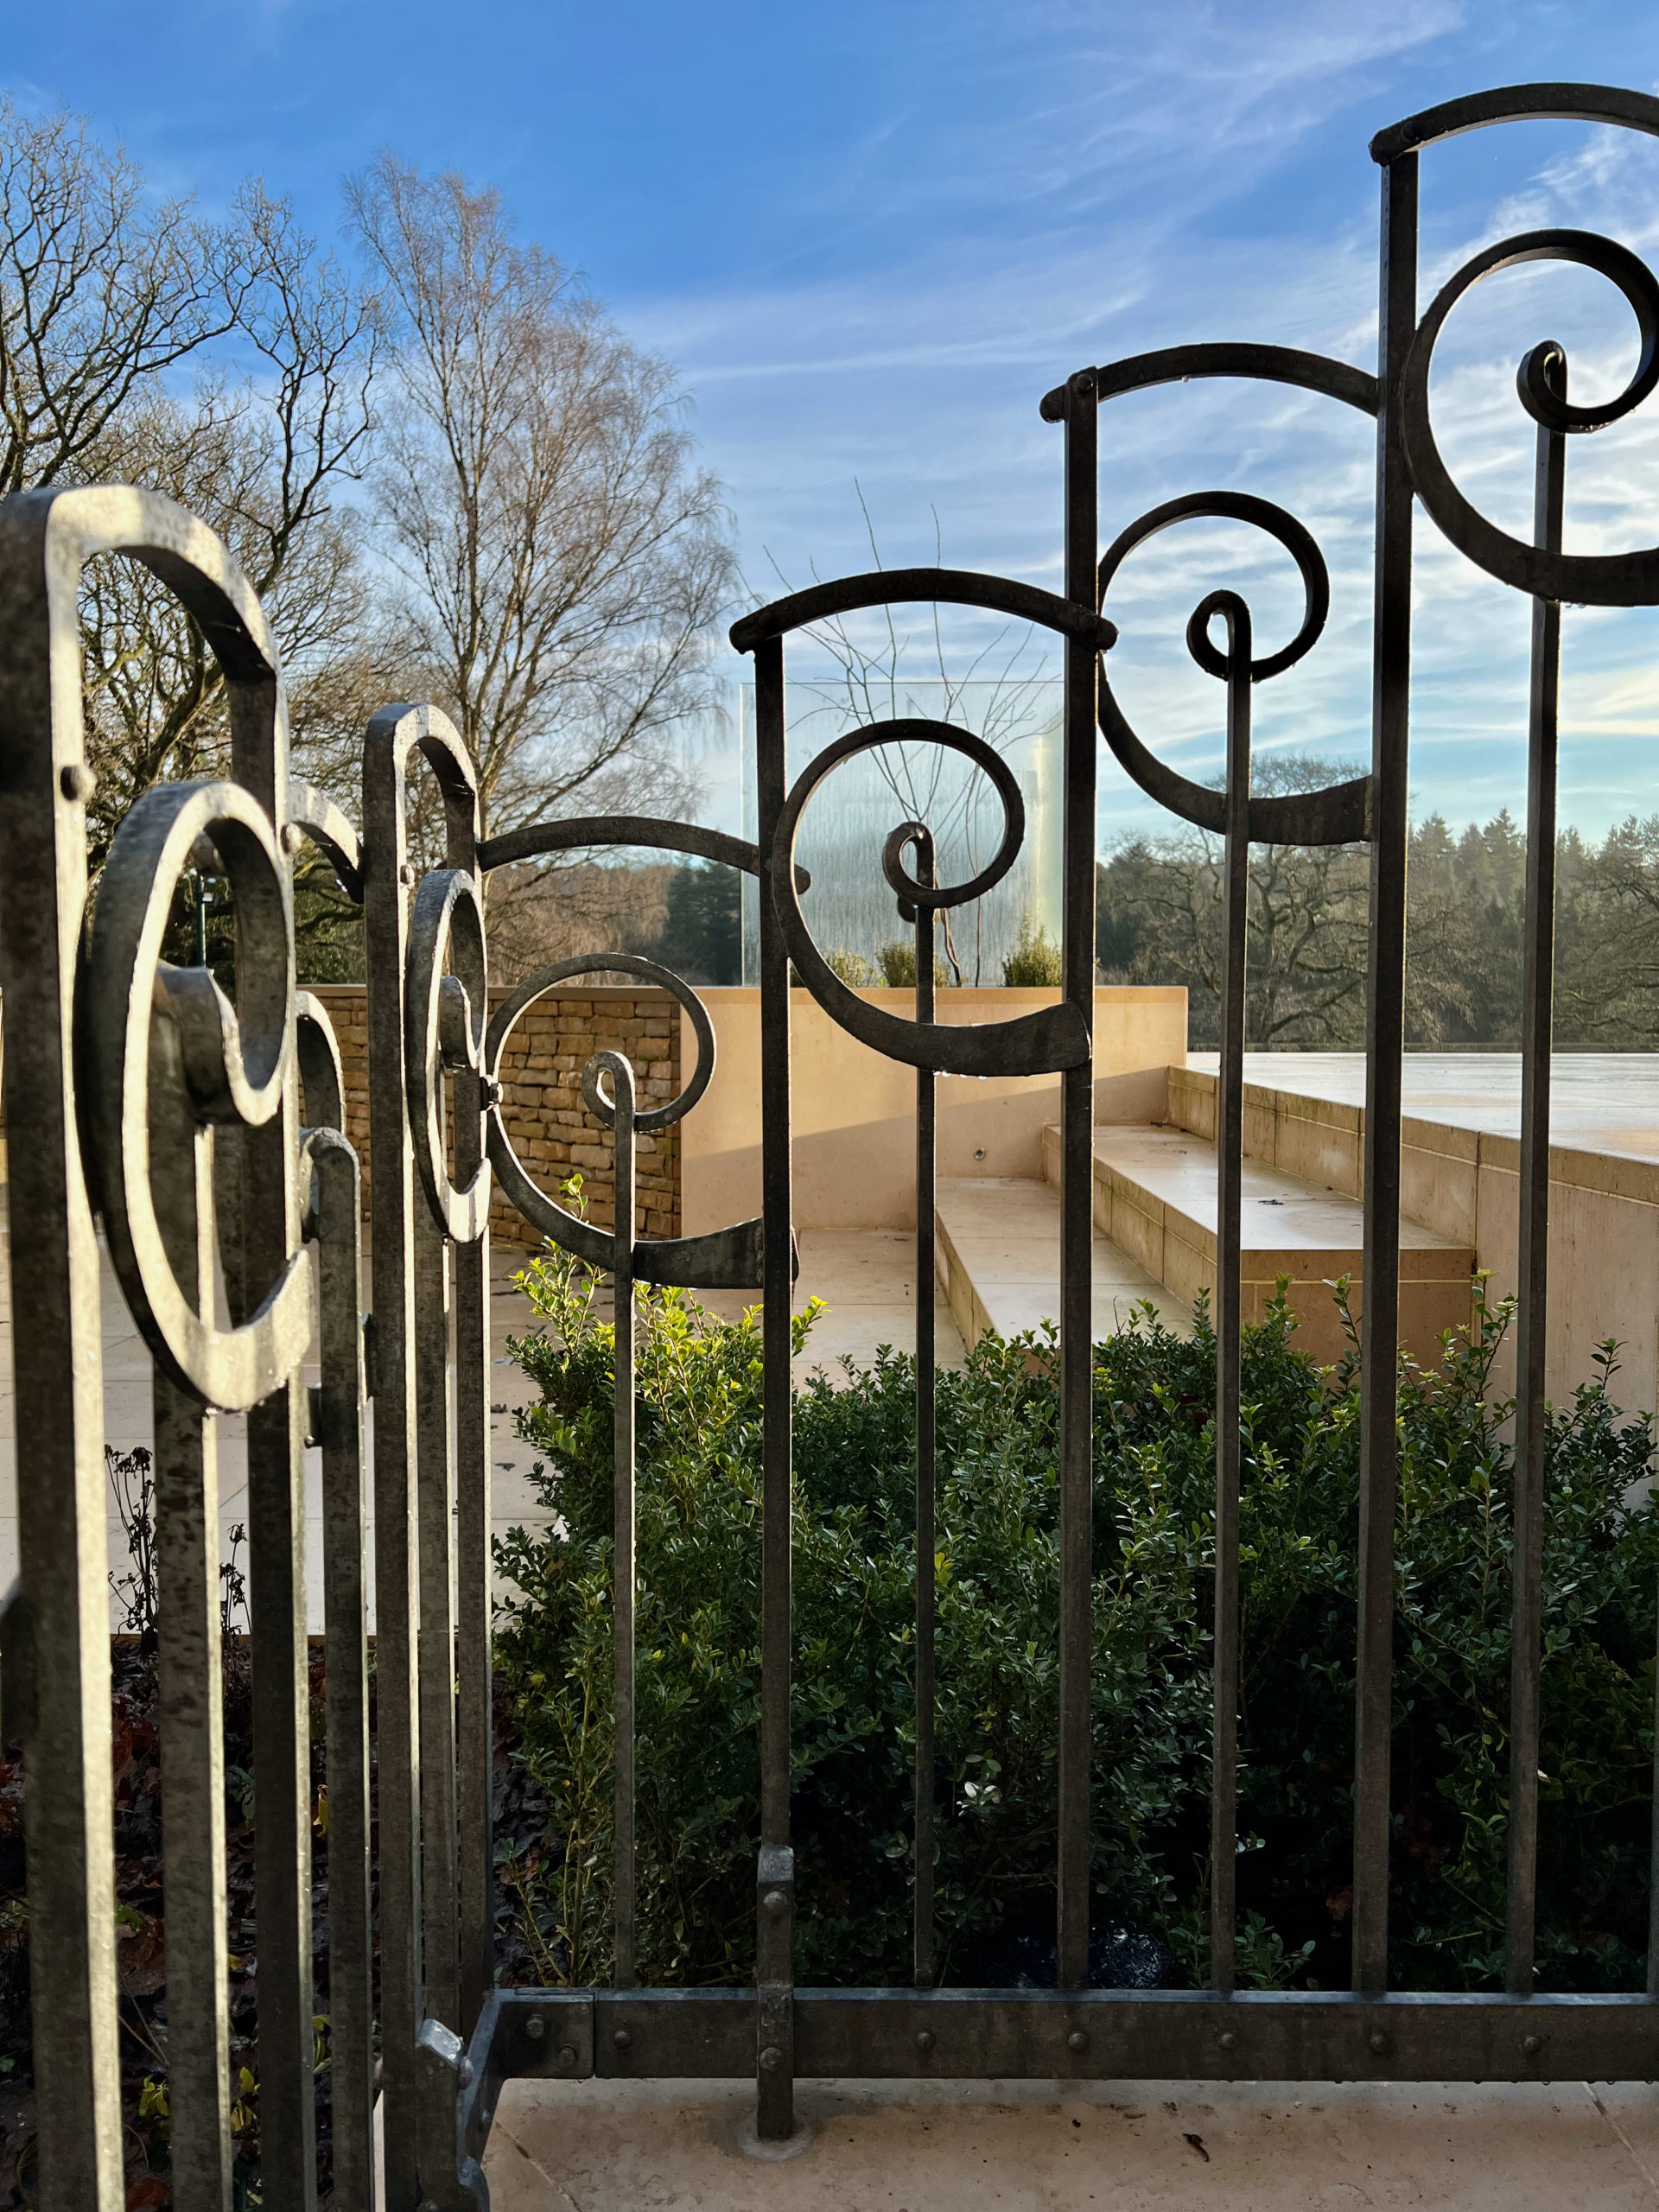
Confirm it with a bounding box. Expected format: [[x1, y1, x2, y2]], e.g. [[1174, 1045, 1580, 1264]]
[[417, 1993, 596, 2209]]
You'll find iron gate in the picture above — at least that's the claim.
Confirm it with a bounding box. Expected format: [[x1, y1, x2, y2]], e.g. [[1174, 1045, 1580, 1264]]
[[4, 76, 1659, 2212]]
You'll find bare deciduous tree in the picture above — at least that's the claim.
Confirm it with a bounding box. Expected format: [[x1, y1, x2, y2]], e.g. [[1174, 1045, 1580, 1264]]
[[348, 152, 734, 862]]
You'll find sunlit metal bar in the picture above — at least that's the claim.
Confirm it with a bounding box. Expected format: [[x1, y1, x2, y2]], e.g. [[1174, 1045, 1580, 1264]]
[[151, 1026, 232, 2211], [1209, 597, 1253, 1996], [455, 1073, 495, 2036], [416, 1205, 461, 2031], [754, 635, 798, 2138], [1353, 147, 1419, 1995], [912, 836, 938, 1990], [1506, 351, 1567, 1995], [234, 676, 319, 2206], [1057, 367, 1099, 1991], [609, 1058, 639, 1988], [363, 710, 428, 2212]]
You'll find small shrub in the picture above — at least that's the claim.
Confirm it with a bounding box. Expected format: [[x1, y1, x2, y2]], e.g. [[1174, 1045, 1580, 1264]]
[[876, 940, 952, 989], [495, 1257, 1659, 1995], [823, 946, 878, 987], [1001, 914, 1063, 986]]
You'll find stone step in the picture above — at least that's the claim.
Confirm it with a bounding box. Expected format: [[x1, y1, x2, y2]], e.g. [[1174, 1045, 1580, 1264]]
[[1040, 1122, 1475, 1365], [933, 1176, 1188, 1352]]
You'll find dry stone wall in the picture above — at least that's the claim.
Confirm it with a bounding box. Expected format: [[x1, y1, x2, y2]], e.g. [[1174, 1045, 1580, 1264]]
[[304, 984, 681, 1249]]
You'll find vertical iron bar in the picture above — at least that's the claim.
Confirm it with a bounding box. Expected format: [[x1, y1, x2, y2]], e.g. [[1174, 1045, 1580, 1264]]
[[1057, 366, 1099, 1991], [754, 633, 798, 2139], [231, 680, 317, 2210], [362, 715, 424, 2212], [1353, 149, 1418, 1996], [151, 1033, 232, 2212], [415, 1204, 460, 2031], [310, 1127, 375, 2209], [0, 520, 125, 2210], [611, 1058, 639, 1988], [912, 842, 937, 1991], [1210, 602, 1252, 1996], [455, 1066, 493, 2034], [1506, 354, 1566, 1997]]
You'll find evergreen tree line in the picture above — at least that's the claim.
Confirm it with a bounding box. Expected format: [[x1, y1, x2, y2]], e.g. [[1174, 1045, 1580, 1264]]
[[1097, 766, 1659, 1050]]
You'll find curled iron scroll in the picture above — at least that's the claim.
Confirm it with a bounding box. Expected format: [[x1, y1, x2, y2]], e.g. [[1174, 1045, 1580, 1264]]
[[1399, 226, 1659, 606], [484, 953, 767, 1289], [1095, 490, 1370, 848], [79, 778, 313, 1409], [406, 868, 493, 1244], [771, 718, 1088, 1077]]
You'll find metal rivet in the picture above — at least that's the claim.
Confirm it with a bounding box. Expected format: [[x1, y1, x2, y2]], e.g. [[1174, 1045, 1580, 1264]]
[[762, 1887, 790, 1917], [613, 2028, 632, 2052], [759, 2044, 784, 2072], [1218, 2030, 1238, 2051], [456, 2056, 474, 2088], [1522, 2034, 1542, 2058], [401, 861, 417, 884], [915, 2030, 934, 2053], [556, 2044, 577, 2071], [282, 821, 305, 855], [1369, 2031, 1390, 2056], [60, 762, 94, 804], [524, 2013, 546, 2042], [1066, 2030, 1089, 2052]]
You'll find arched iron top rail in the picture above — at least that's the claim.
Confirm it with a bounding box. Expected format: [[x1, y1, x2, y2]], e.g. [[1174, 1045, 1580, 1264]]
[[477, 811, 809, 893], [1040, 341, 1377, 425], [1371, 80, 1659, 165], [729, 566, 1116, 654]]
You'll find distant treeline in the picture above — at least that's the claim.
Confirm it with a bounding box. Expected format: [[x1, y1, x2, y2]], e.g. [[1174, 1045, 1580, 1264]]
[[1098, 773, 1659, 1049]]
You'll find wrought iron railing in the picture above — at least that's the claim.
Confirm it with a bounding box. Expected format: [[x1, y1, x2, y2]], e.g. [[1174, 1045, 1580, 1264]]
[[4, 77, 1659, 2212]]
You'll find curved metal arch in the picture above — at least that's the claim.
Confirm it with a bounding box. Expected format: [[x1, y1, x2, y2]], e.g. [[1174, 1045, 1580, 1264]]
[[1371, 80, 1659, 165], [481, 953, 771, 1287], [477, 811, 810, 893], [1399, 227, 1659, 606], [1093, 491, 1370, 848], [768, 719, 1087, 1078], [287, 782, 364, 904], [79, 779, 313, 1410], [730, 566, 1116, 655], [1040, 340, 1377, 425]]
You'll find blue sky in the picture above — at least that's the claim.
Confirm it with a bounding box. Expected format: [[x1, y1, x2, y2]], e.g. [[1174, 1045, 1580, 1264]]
[[12, 1, 1659, 843]]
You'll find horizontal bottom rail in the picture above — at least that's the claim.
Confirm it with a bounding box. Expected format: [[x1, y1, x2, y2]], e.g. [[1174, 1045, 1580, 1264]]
[[410, 1986, 1659, 2205]]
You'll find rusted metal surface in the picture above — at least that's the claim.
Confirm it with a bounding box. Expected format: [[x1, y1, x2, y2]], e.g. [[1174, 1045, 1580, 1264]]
[[5, 74, 1659, 2212]]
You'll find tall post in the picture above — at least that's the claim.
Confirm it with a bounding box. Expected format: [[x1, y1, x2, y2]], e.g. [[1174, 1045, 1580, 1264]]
[[912, 836, 938, 1991], [362, 713, 426, 2212], [0, 501, 126, 2210], [229, 677, 318, 2209], [1353, 149, 1418, 1996], [1506, 348, 1566, 1996], [610, 1058, 639, 1989], [1209, 598, 1252, 1996], [1056, 366, 1099, 1991], [753, 634, 798, 2139]]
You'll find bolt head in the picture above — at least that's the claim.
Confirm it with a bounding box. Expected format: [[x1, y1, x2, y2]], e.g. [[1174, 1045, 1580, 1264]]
[[613, 2028, 632, 2052], [456, 2056, 474, 2088], [759, 2044, 783, 2072], [524, 2013, 546, 2040], [762, 1887, 790, 1917], [1369, 2030, 1389, 2056], [1522, 2034, 1542, 2058], [1066, 2030, 1089, 2052], [915, 2030, 935, 2053], [60, 762, 95, 804], [282, 821, 305, 855], [556, 2044, 578, 2070], [1218, 2030, 1238, 2051]]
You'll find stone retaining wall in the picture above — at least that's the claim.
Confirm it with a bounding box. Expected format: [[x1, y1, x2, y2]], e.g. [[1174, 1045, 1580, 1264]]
[[304, 984, 681, 1249]]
